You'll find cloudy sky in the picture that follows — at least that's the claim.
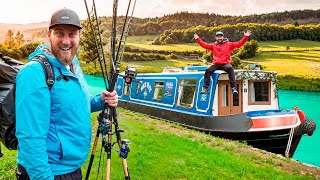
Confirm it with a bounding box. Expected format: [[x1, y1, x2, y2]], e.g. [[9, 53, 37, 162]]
[[0, 0, 319, 24]]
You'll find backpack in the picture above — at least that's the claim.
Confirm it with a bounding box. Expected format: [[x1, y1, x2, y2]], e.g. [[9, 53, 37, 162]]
[[0, 54, 54, 152]]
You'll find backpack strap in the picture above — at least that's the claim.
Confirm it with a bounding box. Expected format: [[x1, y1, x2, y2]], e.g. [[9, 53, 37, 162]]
[[31, 55, 55, 89]]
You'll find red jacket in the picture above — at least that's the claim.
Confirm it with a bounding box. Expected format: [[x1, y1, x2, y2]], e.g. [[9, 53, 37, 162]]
[[196, 36, 249, 64]]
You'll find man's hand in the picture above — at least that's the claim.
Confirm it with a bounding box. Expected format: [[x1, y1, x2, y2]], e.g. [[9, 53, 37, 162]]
[[101, 90, 118, 107], [244, 30, 251, 36], [194, 34, 199, 39]]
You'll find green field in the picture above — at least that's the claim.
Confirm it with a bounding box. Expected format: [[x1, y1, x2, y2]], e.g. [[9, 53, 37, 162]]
[[127, 36, 320, 52], [244, 51, 320, 79], [258, 40, 320, 52], [127, 35, 203, 52], [125, 36, 320, 91], [1, 109, 319, 179]]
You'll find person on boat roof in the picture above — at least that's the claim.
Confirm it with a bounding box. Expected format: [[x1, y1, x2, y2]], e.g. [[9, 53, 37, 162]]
[[194, 30, 251, 94], [15, 8, 118, 180]]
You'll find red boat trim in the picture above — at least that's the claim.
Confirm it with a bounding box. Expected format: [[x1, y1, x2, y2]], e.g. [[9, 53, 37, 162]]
[[297, 110, 306, 122], [249, 114, 301, 131]]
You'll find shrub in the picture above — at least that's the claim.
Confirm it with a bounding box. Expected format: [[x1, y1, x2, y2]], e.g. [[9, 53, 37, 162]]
[[169, 53, 178, 59], [231, 55, 241, 68], [122, 53, 166, 62], [202, 51, 212, 63], [236, 40, 259, 59]]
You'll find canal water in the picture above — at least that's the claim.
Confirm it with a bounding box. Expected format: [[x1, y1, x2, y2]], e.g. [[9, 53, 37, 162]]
[[85, 75, 320, 167]]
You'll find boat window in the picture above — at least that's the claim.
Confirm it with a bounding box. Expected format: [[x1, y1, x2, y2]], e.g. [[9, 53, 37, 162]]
[[222, 84, 229, 107], [248, 81, 271, 105], [153, 81, 164, 101], [177, 79, 197, 108], [123, 83, 131, 96]]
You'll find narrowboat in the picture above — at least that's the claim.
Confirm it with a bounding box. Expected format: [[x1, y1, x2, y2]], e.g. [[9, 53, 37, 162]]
[[115, 65, 316, 157]]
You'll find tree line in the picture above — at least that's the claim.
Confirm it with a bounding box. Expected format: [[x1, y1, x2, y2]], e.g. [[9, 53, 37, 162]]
[[127, 9, 320, 36], [0, 30, 39, 60], [152, 23, 320, 45], [18, 9, 320, 40]]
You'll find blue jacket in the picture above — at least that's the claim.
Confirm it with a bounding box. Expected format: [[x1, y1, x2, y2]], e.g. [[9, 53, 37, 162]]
[[15, 45, 104, 179]]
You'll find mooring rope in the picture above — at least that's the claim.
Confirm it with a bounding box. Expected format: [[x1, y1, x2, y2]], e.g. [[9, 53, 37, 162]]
[[285, 106, 298, 158]]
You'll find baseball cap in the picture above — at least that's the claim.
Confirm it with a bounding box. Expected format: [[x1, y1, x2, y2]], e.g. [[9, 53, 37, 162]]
[[215, 31, 224, 36], [49, 8, 82, 29]]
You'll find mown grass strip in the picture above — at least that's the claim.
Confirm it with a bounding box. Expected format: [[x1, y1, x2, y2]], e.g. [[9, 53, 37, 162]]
[[1, 109, 319, 179]]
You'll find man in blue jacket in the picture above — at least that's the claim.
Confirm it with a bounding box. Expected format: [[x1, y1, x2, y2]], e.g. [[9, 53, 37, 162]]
[[15, 8, 118, 180]]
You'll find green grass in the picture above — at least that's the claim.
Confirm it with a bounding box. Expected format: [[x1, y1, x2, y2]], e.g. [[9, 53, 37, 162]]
[[244, 51, 320, 79], [1, 109, 318, 179], [126, 35, 202, 52], [0, 147, 17, 179], [81, 59, 204, 74], [126, 35, 158, 44], [258, 40, 320, 52], [244, 51, 320, 91], [126, 36, 320, 53], [126, 42, 203, 52]]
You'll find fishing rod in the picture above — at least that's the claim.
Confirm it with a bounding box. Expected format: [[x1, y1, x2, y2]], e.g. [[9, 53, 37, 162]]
[[117, 0, 137, 66], [106, 0, 136, 179], [104, 0, 122, 179], [83, 0, 111, 179], [83, 0, 135, 179], [83, 0, 108, 87]]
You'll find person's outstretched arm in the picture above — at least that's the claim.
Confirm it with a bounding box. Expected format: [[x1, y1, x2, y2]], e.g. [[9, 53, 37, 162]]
[[230, 30, 251, 49], [194, 34, 213, 50]]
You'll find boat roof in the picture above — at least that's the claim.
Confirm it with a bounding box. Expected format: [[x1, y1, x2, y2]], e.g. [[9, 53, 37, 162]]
[[162, 65, 276, 74]]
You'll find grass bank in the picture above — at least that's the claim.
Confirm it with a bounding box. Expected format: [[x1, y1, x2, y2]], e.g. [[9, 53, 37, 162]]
[[1, 109, 319, 179]]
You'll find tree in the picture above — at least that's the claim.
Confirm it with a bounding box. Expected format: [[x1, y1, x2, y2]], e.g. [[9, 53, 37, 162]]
[[236, 40, 259, 59], [15, 31, 25, 47], [4, 30, 15, 48], [79, 15, 108, 69]]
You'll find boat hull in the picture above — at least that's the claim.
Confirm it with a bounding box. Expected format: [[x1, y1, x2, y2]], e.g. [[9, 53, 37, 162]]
[[119, 100, 302, 157]]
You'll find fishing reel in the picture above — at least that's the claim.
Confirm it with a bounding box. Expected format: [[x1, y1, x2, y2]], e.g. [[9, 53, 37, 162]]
[[119, 139, 130, 159], [98, 113, 112, 138], [123, 66, 137, 84]]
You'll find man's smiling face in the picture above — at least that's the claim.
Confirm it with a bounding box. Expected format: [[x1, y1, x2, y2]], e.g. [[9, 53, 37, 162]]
[[48, 24, 80, 65]]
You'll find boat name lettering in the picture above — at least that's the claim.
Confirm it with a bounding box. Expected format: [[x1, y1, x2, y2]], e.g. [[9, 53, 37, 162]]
[[141, 82, 152, 93]]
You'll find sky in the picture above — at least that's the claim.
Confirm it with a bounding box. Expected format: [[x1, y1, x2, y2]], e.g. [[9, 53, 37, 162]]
[[0, 0, 319, 24]]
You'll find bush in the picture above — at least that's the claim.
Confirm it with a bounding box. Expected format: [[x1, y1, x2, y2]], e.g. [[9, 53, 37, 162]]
[[236, 40, 259, 59], [0, 42, 40, 60], [122, 53, 166, 62], [231, 55, 241, 68], [169, 53, 178, 59], [202, 51, 212, 63]]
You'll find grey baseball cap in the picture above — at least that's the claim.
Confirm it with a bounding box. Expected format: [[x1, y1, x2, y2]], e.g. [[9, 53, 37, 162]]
[[215, 31, 224, 36], [49, 8, 82, 29]]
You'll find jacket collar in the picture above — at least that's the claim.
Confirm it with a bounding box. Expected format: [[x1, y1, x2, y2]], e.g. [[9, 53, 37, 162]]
[[28, 44, 77, 77]]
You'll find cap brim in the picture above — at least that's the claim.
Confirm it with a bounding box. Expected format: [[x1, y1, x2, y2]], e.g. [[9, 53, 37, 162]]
[[49, 23, 82, 30]]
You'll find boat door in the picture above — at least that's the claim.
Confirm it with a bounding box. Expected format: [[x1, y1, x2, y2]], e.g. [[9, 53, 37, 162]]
[[218, 80, 242, 115]]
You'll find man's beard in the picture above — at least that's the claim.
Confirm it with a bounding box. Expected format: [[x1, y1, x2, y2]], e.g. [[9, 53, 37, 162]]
[[217, 39, 223, 44], [50, 39, 78, 65]]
